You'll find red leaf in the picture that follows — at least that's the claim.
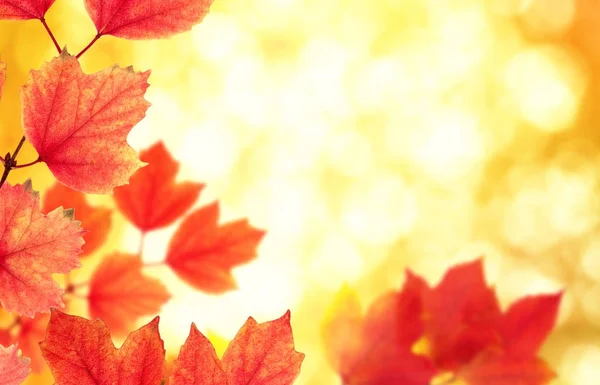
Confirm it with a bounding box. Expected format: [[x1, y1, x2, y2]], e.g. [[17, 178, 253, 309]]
[[422, 259, 502, 371], [500, 293, 562, 357], [88, 253, 171, 336], [43, 183, 112, 257], [22, 50, 148, 194], [170, 324, 226, 385], [459, 349, 555, 385], [0, 0, 55, 20], [16, 313, 50, 372], [0, 58, 5, 102], [165, 202, 265, 293], [113, 141, 203, 231], [0, 181, 83, 317], [40, 310, 166, 385], [171, 311, 304, 385], [0, 344, 30, 385], [83, 0, 214, 40]]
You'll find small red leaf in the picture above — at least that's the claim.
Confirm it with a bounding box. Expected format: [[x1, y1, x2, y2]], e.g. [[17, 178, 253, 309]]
[[40, 310, 166, 385], [16, 313, 50, 372], [0, 181, 83, 317], [0, 58, 5, 102], [165, 202, 265, 293], [84, 0, 214, 40], [0, 344, 30, 385], [0, 0, 55, 20], [500, 292, 563, 357], [113, 142, 203, 231], [88, 253, 171, 336], [170, 324, 226, 385], [43, 183, 112, 257], [22, 50, 149, 194]]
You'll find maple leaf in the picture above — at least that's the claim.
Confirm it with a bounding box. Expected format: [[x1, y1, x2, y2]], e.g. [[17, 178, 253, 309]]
[[88, 253, 171, 336], [21, 50, 149, 194], [165, 202, 265, 293], [0, 181, 83, 317], [16, 313, 50, 372], [42, 183, 112, 257], [170, 310, 304, 385], [322, 274, 436, 385], [0, 344, 30, 385], [113, 141, 204, 232], [84, 0, 214, 40], [40, 310, 165, 385], [0, 57, 5, 102], [0, 0, 55, 20]]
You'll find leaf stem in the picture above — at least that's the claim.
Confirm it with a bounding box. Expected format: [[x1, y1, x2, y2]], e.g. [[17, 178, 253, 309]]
[[143, 260, 165, 268], [0, 136, 26, 189], [40, 18, 61, 54], [76, 34, 102, 59], [138, 230, 147, 258], [12, 157, 41, 169]]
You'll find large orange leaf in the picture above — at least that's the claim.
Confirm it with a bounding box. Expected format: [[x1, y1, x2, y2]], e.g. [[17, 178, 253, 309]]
[[0, 58, 5, 102], [43, 183, 112, 257], [84, 0, 214, 40], [0, 0, 55, 20], [165, 202, 265, 293], [16, 313, 50, 372], [0, 181, 83, 317], [171, 311, 304, 385], [113, 142, 203, 231], [21, 50, 148, 194], [88, 253, 170, 336], [40, 310, 165, 385], [0, 344, 29, 385]]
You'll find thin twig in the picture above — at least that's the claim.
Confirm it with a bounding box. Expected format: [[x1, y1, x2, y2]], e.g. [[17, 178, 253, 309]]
[[76, 34, 101, 59], [0, 136, 26, 188], [40, 18, 61, 54]]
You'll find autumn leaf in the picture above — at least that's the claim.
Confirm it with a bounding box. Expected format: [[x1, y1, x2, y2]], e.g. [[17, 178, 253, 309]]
[[21, 50, 149, 194], [40, 310, 165, 385], [165, 202, 265, 293], [88, 253, 170, 336], [0, 344, 29, 385], [114, 141, 203, 232], [0, 0, 55, 20], [171, 310, 304, 385], [16, 313, 50, 372], [0, 57, 5, 102], [84, 0, 214, 40], [43, 183, 111, 257], [0, 181, 83, 317]]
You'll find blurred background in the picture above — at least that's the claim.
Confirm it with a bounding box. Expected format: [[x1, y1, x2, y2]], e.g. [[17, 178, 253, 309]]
[[1, 0, 600, 383]]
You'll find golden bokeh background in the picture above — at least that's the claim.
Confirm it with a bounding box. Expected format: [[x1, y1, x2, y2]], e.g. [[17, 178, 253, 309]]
[[1, 0, 600, 384]]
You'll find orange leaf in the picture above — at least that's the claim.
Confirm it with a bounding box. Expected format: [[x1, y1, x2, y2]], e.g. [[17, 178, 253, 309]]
[[40, 310, 166, 385], [0, 344, 30, 385], [42, 183, 112, 257], [459, 349, 555, 385], [16, 313, 50, 372], [165, 202, 265, 293], [22, 50, 148, 194], [0, 0, 55, 20], [171, 311, 304, 385], [0, 57, 5, 102], [0, 181, 83, 317], [84, 0, 214, 40], [499, 293, 562, 358], [113, 142, 203, 231], [88, 253, 171, 336]]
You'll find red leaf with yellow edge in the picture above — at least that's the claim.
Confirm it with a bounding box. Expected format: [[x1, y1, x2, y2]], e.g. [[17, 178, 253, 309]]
[[222, 311, 304, 385], [422, 259, 502, 371], [165, 202, 265, 293], [88, 253, 170, 336], [40, 310, 166, 385], [16, 313, 50, 372], [170, 324, 226, 385], [0, 0, 55, 20], [43, 183, 112, 257], [0, 344, 30, 385], [0, 58, 5, 102], [0, 181, 83, 317], [113, 142, 203, 231], [83, 0, 214, 40], [21, 50, 148, 194], [500, 293, 562, 358], [459, 349, 555, 385]]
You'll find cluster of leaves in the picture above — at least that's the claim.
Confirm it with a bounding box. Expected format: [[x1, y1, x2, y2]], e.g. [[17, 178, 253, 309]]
[[322, 259, 563, 385], [0, 0, 304, 383]]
